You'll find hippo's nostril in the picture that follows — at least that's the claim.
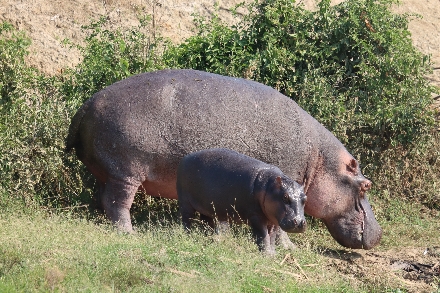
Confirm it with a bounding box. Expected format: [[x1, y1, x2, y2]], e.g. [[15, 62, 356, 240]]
[[361, 180, 372, 192], [293, 219, 298, 225]]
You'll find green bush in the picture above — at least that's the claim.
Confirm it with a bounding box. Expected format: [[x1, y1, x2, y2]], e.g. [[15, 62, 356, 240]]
[[1, 0, 438, 213], [165, 0, 439, 208], [0, 22, 35, 106], [0, 23, 87, 209], [165, 0, 436, 156], [61, 16, 167, 103]]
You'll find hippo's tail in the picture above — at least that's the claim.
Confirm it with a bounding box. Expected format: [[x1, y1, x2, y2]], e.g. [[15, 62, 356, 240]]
[[65, 100, 91, 154]]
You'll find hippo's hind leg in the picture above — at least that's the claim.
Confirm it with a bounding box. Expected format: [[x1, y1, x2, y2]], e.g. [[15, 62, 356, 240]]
[[101, 177, 138, 233], [178, 194, 196, 231]]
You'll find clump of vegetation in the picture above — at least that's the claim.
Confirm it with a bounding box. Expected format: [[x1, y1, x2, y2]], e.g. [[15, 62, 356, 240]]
[[0, 0, 438, 215], [0, 22, 82, 209], [61, 15, 167, 104], [165, 0, 439, 208], [0, 17, 167, 211], [0, 1, 439, 291], [0, 22, 33, 106]]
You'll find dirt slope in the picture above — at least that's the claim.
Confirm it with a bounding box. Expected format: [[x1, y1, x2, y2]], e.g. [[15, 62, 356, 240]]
[[0, 0, 248, 75], [0, 0, 439, 291], [0, 0, 439, 87]]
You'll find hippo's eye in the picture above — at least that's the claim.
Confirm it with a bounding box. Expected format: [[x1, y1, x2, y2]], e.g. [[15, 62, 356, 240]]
[[283, 194, 290, 204]]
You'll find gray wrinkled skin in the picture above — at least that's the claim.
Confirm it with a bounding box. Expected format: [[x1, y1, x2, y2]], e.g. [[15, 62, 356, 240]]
[[66, 69, 382, 249], [177, 148, 306, 255]]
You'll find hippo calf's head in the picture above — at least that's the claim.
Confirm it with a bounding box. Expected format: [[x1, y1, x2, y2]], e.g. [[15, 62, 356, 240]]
[[263, 176, 307, 233], [305, 150, 382, 249]]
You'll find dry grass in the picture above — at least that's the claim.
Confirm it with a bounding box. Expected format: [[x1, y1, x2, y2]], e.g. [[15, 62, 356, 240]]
[[0, 195, 438, 292]]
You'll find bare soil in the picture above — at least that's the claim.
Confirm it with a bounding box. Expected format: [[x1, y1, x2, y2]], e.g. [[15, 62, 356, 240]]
[[1, 0, 439, 291], [320, 246, 440, 292], [1, 0, 439, 85]]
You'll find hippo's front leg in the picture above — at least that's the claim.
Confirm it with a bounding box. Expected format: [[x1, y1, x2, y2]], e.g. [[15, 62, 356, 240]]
[[275, 228, 297, 250], [250, 218, 275, 255], [101, 177, 138, 233]]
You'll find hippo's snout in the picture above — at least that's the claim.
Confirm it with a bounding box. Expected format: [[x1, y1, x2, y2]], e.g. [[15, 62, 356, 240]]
[[279, 216, 307, 233]]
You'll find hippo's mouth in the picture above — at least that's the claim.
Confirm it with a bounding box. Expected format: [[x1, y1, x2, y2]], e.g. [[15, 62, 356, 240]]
[[323, 196, 382, 250], [323, 205, 369, 249], [357, 197, 379, 250], [279, 216, 306, 233], [352, 209, 366, 246], [358, 204, 366, 245], [359, 211, 366, 247], [353, 201, 374, 249]]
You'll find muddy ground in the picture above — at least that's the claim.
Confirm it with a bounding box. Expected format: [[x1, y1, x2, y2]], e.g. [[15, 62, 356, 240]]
[[0, 0, 439, 291], [321, 246, 440, 292]]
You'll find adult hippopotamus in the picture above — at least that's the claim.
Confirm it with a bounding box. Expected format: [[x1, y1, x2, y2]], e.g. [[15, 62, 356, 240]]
[[66, 69, 382, 249], [177, 148, 307, 254]]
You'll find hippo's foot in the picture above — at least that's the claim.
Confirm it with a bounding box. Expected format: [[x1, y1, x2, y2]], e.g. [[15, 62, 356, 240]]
[[105, 206, 134, 233], [261, 244, 276, 256], [101, 178, 138, 233], [275, 228, 297, 250]]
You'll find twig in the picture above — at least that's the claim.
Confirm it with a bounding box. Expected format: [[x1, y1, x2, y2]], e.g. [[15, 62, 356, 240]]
[[272, 268, 302, 279], [293, 258, 309, 280], [280, 253, 290, 266], [433, 95, 440, 101], [279, 253, 309, 280], [433, 67, 440, 70]]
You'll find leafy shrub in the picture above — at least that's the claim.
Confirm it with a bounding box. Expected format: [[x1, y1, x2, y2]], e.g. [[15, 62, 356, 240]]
[[166, 0, 436, 156], [0, 22, 35, 106], [372, 133, 440, 210], [165, 0, 439, 208], [61, 16, 167, 103], [0, 23, 87, 208]]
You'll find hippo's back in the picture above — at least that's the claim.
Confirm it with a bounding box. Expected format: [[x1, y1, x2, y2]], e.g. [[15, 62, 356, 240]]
[[177, 148, 270, 202], [69, 69, 318, 196], [177, 148, 276, 192]]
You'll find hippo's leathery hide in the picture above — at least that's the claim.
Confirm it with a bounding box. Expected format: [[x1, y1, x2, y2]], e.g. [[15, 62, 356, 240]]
[[66, 69, 382, 249]]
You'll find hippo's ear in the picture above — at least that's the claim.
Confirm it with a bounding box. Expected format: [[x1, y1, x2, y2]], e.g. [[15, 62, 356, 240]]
[[275, 176, 282, 189], [346, 159, 358, 175]]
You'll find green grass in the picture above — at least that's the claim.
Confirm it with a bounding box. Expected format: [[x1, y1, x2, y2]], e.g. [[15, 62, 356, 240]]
[[373, 197, 440, 249], [0, 0, 439, 290], [1, 194, 439, 292], [0, 213, 351, 292]]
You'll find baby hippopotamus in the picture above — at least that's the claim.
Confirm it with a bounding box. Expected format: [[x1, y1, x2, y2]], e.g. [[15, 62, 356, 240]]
[[177, 148, 307, 254]]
